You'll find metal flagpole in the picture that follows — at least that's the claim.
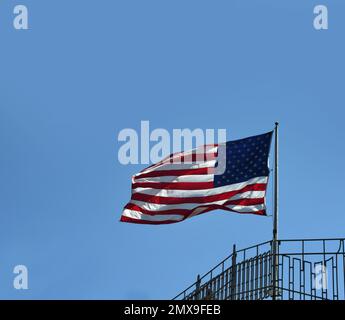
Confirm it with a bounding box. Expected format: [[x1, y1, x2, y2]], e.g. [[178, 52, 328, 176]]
[[272, 122, 279, 300]]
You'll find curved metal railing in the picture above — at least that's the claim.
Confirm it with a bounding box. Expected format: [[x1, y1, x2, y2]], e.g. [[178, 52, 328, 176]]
[[173, 238, 345, 300]]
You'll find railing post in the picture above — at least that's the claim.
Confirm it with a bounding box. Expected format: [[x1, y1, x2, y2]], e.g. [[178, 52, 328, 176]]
[[231, 244, 237, 300], [195, 274, 201, 300], [271, 240, 280, 300]]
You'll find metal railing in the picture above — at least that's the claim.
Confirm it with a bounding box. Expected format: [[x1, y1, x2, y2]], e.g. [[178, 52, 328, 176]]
[[173, 238, 345, 300]]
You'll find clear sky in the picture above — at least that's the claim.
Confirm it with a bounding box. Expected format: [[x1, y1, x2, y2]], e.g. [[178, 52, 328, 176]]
[[0, 0, 344, 299]]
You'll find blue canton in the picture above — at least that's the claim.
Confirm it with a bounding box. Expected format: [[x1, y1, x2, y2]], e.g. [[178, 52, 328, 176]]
[[214, 131, 273, 187]]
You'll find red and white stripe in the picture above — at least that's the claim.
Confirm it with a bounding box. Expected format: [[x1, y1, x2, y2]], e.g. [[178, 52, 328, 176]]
[[120, 146, 269, 224]]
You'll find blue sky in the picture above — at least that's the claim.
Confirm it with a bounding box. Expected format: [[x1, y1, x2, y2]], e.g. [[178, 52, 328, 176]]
[[0, 0, 344, 299]]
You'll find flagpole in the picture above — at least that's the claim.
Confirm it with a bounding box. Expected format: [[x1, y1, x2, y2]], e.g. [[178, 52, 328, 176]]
[[272, 122, 279, 300]]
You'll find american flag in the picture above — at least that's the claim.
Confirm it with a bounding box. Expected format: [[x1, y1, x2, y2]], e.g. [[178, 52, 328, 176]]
[[120, 131, 273, 224]]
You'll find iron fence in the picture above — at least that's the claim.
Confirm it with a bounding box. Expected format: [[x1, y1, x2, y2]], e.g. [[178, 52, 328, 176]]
[[173, 238, 345, 300]]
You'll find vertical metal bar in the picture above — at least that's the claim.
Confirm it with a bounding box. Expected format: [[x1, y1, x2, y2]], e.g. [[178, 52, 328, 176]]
[[312, 262, 317, 300], [224, 267, 229, 299], [259, 254, 263, 300], [230, 244, 237, 300], [305, 261, 312, 301], [255, 255, 259, 300], [246, 259, 250, 299], [250, 258, 254, 300], [216, 275, 220, 299], [272, 122, 279, 300], [236, 263, 240, 300], [335, 251, 339, 300], [195, 274, 201, 300], [264, 253, 268, 297], [277, 240, 281, 298], [342, 239, 345, 300], [267, 248, 273, 296], [208, 282, 213, 300], [297, 258, 302, 300], [332, 256, 337, 300], [288, 256, 293, 300], [211, 279, 214, 300], [292, 258, 297, 300], [309, 261, 313, 300], [280, 255, 284, 299], [220, 262, 224, 300], [302, 240, 306, 300], [322, 240, 327, 300], [237, 262, 242, 300], [228, 267, 231, 300], [242, 255, 246, 300]]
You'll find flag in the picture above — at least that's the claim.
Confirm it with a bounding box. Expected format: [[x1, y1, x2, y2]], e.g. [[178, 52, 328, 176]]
[[120, 131, 273, 224]]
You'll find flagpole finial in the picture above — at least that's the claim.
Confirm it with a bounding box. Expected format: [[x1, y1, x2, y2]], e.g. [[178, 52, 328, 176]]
[[275, 122, 279, 126]]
